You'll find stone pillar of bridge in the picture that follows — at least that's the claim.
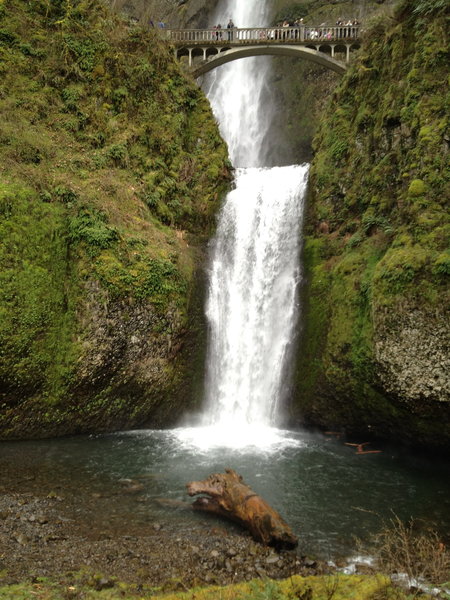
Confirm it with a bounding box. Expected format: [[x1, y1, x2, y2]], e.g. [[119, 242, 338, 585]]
[[188, 48, 193, 67], [346, 44, 350, 63], [202, 47, 207, 60], [330, 45, 335, 58]]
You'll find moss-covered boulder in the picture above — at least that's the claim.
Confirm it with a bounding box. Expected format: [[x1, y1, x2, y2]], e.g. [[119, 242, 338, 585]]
[[294, 0, 449, 448], [0, 0, 231, 438]]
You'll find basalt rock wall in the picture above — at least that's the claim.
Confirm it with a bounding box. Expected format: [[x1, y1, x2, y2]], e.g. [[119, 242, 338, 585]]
[[111, 0, 220, 28]]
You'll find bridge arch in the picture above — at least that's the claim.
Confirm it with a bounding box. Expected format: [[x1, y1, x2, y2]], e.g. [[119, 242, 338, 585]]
[[188, 44, 351, 77]]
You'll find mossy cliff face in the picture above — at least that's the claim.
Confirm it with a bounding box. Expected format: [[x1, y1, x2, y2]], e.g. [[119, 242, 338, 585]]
[[0, 0, 231, 438], [294, 0, 449, 448]]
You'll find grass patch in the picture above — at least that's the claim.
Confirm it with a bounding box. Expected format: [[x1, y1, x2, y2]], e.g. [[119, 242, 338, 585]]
[[0, 573, 432, 600]]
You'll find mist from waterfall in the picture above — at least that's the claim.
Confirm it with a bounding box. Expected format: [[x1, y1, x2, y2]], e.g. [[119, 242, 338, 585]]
[[176, 0, 308, 450]]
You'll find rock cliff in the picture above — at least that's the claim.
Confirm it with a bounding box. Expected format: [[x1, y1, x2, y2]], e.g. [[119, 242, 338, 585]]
[[111, 0, 220, 28], [0, 0, 230, 438], [294, 0, 449, 448], [268, 0, 399, 163]]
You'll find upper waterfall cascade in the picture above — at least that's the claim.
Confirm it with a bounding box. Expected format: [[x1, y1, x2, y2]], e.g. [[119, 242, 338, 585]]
[[203, 0, 272, 168]]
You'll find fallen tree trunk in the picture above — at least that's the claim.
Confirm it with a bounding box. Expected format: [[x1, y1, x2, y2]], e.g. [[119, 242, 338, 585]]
[[186, 468, 298, 550]]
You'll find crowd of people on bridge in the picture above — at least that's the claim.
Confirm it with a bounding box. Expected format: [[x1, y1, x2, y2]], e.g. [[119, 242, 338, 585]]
[[200, 17, 360, 43], [272, 17, 360, 40], [141, 13, 361, 44], [161, 16, 361, 44]]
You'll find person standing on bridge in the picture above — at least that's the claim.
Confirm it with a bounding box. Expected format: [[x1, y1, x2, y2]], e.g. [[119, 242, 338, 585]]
[[227, 19, 235, 41]]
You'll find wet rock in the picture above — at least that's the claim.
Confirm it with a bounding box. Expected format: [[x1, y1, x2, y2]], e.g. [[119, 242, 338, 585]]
[[155, 498, 190, 508], [119, 479, 145, 494], [95, 577, 115, 591], [14, 533, 30, 545], [46, 491, 63, 501], [118, 479, 133, 488]]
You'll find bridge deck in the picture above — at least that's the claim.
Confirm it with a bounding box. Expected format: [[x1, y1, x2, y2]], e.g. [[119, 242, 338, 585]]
[[165, 26, 360, 46]]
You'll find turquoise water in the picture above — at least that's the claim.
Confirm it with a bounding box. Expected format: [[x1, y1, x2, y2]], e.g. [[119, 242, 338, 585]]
[[2, 428, 449, 559]]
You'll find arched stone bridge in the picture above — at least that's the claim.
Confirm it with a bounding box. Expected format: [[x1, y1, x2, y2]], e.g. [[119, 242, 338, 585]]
[[164, 26, 361, 76]]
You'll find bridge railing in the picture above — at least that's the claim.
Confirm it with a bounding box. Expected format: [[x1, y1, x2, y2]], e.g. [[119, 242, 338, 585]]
[[164, 26, 360, 45]]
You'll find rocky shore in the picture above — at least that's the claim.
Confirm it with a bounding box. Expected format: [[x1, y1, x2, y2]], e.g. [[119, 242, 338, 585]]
[[0, 458, 330, 592]]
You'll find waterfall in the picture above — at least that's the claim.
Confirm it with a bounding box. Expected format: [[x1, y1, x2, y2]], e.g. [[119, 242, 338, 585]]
[[203, 165, 308, 431], [177, 0, 308, 450], [202, 1, 272, 167]]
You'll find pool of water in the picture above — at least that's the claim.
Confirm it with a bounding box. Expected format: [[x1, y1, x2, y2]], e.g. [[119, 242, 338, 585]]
[[1, 427, 449, 558]]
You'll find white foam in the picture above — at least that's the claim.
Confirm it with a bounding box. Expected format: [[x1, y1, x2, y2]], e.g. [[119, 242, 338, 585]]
[[172, 424, 303, 452]]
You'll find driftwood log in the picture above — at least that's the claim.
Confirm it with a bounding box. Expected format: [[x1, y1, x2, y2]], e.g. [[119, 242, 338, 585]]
[[186, 468, 298, 550]]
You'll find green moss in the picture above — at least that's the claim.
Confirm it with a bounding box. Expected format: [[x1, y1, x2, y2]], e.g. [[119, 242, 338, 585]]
[[408, 179, 427, 197], [295, 237, 333, 402], [68, 208, 119, 253], [295, 0, 449, 448], [0, 182, 78, 403], [0, 0, 231, 438], [373, 246, 430, 295], [432, 251, 450, 277]]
